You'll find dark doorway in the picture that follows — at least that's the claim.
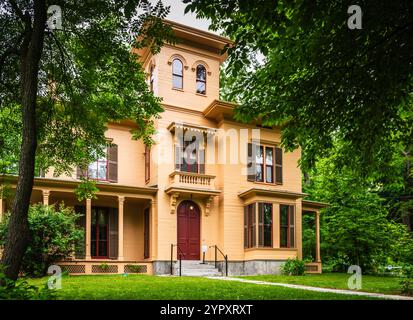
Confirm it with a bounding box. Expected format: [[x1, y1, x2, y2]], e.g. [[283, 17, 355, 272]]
[[144, 207, 150, 259], [177, 200, 201, 260], [91, 207, 109, 258]]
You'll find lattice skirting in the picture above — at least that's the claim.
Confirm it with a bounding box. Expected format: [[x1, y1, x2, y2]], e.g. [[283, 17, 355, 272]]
[[124, 264, 147, 274], [92, 264, 118, 273], [59, 264, 86, 274], [56, 261, 152, 275]]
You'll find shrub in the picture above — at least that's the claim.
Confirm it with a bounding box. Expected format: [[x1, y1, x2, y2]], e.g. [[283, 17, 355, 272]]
[[400, 279, 413, 295], [0, 203, 84, 277], [0, 266, 55, 300], [280, 258, 306, 276]]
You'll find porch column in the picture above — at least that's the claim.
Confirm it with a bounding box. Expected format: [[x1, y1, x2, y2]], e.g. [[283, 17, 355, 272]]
[[85, 198, 92, 260], [315, 210, 321, 263], [42, 190, 50, 205], [118, 196, 125, 261]]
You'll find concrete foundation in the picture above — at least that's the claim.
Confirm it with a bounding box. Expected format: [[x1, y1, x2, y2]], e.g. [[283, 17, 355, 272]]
[[153, 260, 285, 276]]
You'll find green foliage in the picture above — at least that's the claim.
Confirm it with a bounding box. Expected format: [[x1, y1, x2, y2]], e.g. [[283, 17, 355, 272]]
[[0, 1, 174, 177], [185, 0, 413, 173], [75, 178, 99, 202], [0, 266, 55, 300], [280, 258, 306, 276], [98, 263, 110, 272], [400, 279, 413, 295], [304, 149, 413, 273], [126, 264, 145, 273], [0, 204, 84, 277], [0, 184, 12, 200]]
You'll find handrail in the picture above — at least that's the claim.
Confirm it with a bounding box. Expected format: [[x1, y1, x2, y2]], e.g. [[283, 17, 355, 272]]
[[209, 245, 228, 276], [170, 244, 183, 276]]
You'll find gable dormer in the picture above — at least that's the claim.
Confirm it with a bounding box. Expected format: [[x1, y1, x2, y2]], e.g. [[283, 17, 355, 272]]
[[137, 20, 232, 111]]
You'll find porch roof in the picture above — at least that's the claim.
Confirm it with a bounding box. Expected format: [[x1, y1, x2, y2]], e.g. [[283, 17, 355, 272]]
[[0, 175, 158, 197], [302, 199, 329, 210], [238, 187, 307, 200]]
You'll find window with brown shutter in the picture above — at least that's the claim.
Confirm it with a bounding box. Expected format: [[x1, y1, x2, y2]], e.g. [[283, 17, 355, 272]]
[[145, 145, 150, 183], [107, 144, 118, 183], [280, 205, 295, 248], [247, 143, 281, 184], [174, 131, 205, 174]]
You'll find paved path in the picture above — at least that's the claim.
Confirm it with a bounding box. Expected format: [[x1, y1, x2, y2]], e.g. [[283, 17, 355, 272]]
[[206, 276, 413, 300]]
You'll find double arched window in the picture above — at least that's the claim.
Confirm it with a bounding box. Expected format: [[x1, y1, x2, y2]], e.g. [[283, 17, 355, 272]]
[[196, 65, 206, 95], [171, 58, 208, 94], [172, 58, 183, 89]]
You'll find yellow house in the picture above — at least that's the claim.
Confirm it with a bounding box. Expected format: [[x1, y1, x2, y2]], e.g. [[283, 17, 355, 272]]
[[0, 21, 326, 276]]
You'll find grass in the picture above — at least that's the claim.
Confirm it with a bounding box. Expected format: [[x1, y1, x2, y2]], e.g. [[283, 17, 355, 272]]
[[239, 273, 405, 295], [28, 274, 380, 300]]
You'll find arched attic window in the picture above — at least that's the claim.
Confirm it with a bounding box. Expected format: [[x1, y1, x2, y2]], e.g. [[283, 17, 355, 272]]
[[172, 58, 183, 89], [196, 64, 206, 95]]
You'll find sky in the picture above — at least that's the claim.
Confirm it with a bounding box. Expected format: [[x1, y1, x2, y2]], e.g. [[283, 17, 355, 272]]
[[155, 0, 217, 34]]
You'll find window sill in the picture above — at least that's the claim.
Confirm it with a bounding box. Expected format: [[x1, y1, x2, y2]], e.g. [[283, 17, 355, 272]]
[[244, 247, 297, 252], [251, 181, 282, 186], [196, 93, 207, 97], [172, 87, 184, 92]]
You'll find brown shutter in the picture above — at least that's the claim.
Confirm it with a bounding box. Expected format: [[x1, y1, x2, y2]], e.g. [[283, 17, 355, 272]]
[[251, 203, 256, 247], [74, 206, 86, 259], [76, 167, 86, 180], [175, 143, 183, 171], [244, 206, 248, 248], [107, 144, 118, 183], [275, 147, 283, 184], [145, 145, 150, 183], [109, 208, 119, 259], [199, 148, 205, 174], [258, 203, 263, 247], [247, 143, 256, 181]]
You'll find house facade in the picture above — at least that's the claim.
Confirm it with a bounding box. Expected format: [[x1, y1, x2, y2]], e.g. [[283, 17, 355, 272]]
[[0, 21, 325, 276]]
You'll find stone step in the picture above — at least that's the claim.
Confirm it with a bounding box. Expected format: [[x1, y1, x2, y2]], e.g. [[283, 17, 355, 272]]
[[172, 260, 222, 276], [179, 271, 222, 277], [174, 264, 216, 269]]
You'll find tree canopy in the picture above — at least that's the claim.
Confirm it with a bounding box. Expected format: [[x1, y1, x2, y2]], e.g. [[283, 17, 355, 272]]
[[0, 0, 173, 280], [185, 0, 413, 173]]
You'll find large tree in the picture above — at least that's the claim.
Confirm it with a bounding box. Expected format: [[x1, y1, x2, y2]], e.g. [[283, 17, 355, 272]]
[[0, 0, 172, 280], [185, 0, 413, 173]]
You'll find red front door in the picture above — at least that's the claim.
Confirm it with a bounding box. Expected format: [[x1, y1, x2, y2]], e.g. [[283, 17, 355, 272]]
[[177, 201, 200, 260]]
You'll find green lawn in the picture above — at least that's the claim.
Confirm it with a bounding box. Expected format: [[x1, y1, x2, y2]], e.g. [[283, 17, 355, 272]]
[[29, 275, 380, 300], [239, 273, 405, 295]]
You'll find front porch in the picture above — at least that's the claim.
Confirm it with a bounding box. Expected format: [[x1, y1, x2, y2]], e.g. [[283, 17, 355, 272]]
[[0, 176, 158, 275], [302, 199, 328, 274]]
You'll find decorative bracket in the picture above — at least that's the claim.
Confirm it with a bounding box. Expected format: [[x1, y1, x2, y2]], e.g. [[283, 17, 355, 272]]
[[205, 195, 214, 216], [170, 193, 179, 214]]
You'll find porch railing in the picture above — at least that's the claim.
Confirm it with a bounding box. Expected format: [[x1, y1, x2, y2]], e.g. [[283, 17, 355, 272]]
[[170, 244, 183, 276], [209, 245, 228, 277]]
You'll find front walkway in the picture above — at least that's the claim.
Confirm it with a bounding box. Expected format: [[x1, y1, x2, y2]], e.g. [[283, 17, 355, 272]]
[[207, 277, 413, 300]]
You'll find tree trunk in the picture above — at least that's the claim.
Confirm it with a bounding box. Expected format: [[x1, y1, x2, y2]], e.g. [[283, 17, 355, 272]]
[[0, 0, 47, 281]]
